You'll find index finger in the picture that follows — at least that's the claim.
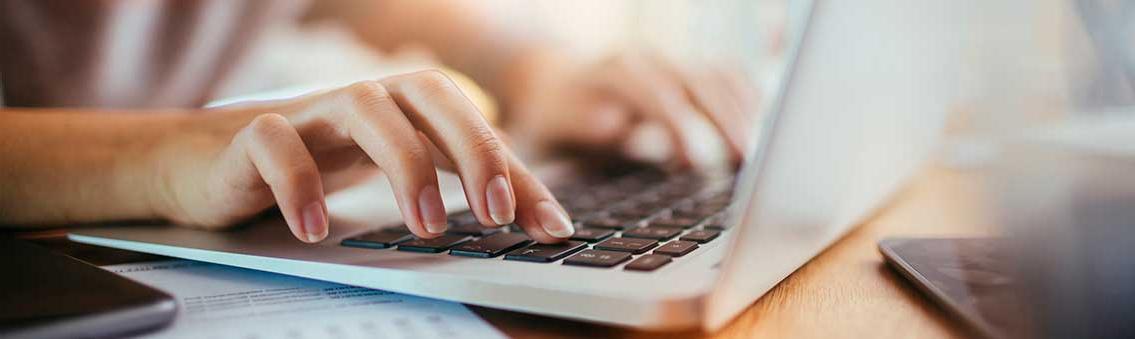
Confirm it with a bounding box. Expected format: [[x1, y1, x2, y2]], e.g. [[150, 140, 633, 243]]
[[380, 71, 516, 229]]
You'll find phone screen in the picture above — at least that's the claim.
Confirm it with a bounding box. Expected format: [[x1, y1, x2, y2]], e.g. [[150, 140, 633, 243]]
[[0, 237, 176, 338]]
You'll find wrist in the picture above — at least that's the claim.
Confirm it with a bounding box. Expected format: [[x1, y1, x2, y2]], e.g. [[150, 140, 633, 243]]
[[140, 112, 214, 223]]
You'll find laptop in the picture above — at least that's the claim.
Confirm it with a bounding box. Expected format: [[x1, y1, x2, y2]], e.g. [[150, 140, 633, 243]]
[[70, 0, 962, 331]]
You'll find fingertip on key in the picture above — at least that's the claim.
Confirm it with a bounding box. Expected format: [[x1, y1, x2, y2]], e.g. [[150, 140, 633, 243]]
[[418, 185, 448, 234], [486, 175, 516, 225], [536, 201, 575, 238], [301, 201, 328, 243]]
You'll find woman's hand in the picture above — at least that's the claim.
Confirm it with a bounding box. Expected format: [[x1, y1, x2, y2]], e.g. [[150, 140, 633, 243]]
[[504, 51, 760, 166], [151, 70, 574, 244]]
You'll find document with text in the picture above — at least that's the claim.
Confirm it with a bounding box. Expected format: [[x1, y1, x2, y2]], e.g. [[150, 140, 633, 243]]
[[103, 260, 505, 339]]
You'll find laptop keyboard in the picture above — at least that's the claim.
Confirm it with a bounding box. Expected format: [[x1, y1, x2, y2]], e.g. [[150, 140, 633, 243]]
[[341, 170, 735, 272]]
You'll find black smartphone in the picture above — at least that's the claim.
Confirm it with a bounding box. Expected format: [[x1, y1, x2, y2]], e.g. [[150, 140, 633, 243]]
[[879, 237, 1031, 339], [0, 237, 176, 338]]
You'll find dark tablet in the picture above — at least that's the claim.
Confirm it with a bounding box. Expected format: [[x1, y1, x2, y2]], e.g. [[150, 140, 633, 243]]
[[879, 237, 1031, 339], [0, 237, 176, 338]]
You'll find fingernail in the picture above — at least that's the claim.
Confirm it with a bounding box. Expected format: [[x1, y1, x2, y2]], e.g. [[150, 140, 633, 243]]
[[535, 201, 574, 238], [419, 185, 448, 234], [485, 175, 515, 225], [302, 201, 327, 243]]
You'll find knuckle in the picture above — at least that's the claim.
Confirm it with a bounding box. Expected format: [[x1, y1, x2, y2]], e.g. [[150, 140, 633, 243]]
[[392, 143, 433, 168], [266, 163, 317, 191], [405, 69, 458, 96], [466, 127, 507, 166], [245, 113, 291, 141], [344, 80, 395, 111], [467, 127, 501, 152], [277, 171, 310, 190]]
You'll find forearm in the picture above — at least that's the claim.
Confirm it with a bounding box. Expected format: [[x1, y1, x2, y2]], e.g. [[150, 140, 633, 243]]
[[0, 109, 191, 227]]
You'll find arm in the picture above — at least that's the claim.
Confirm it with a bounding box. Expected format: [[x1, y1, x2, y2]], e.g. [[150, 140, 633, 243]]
[[0, 71, 575, 244], [0, 109, 186, 226]]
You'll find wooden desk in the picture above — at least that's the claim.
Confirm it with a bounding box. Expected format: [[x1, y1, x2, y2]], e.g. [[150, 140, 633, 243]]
[[20, 165, 990, 339], [475, 165, 994, 338]]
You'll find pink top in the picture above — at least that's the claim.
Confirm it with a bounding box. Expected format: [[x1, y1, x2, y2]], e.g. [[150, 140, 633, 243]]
[[0, 0, 305, 109]]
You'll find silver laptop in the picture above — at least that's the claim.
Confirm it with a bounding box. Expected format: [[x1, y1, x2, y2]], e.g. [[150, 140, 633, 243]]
[[70, 0, 962, 331]]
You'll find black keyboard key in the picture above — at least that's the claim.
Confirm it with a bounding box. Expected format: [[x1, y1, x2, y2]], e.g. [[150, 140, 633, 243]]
[[649, 216, 702, 229], [341, 228, 413, 249], [622, 227, 683, 240], [569, 228, 615, 242], [671, 209, 713, 219], [583, 217, 636, 230], [680, 230, 721, 243], [397, 235, 471, 253], [697, 201, 729, 212], [594, 238, 657, 254], [446, 222, 503, 236], [563, 250, 632, 268], [703, 195, 732, 205], [504, 241, 587, 263], [450, 233, 532, 258], [625, 254, 672, 272], [702, 224, 727, 231], [654, 240, 699, 257]]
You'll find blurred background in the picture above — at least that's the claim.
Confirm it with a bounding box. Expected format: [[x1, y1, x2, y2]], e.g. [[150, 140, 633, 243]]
[[4, 1, 1135, 338], [213, 1, 784, 106]]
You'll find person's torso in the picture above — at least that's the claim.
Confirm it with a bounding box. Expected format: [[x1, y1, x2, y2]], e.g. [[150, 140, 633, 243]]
[[0, 0, 305, 109]]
